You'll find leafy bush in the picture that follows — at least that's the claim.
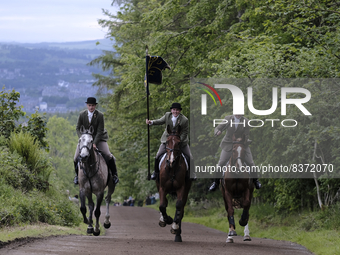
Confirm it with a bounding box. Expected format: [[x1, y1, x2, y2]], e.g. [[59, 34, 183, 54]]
[[0, 180, 81, 227], [0, 146, 33, 191], [0, 135, 7, 146], [0, 88, 25, 138], [22, 110, 49, 150], [8, 131, 52, 191]]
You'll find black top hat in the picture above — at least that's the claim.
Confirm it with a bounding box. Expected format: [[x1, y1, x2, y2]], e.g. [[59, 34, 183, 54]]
[[170, 103, 182, 110], [85, 97, 98, 105]]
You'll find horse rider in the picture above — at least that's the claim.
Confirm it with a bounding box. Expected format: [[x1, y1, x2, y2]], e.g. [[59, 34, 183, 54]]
[[146, 102, 196, 181], [208, 114, 262, 192], [73, 97, 119, 185]]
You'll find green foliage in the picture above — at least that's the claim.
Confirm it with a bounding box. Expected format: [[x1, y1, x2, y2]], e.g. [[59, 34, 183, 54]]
[[0, 88, 82, 229], [0, 87, 25, 138], [46, 115, 79, 196], [92, 0, 340, 211], [8, 131, 52, 191], [0, 179, 81, 227], [0, 146, 32, 191], [22, 110, 49, 150]]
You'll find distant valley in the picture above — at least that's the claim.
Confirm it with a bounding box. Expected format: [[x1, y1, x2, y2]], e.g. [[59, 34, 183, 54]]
[[0, 39, 114, 113]]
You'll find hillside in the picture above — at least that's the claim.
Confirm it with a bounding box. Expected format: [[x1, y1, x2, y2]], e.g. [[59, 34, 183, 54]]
[[0, 39, 113, 113], [0, 38, 114, 51]]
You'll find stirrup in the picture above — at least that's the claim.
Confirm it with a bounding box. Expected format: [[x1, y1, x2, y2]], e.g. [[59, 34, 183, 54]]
[[190, 172, 197, 181], [150, 171, 158, 180], [253, 179, 262, 189], [208, 181, 219, 192], [112, 175, 119, 185], [73, 176, 79, 185]]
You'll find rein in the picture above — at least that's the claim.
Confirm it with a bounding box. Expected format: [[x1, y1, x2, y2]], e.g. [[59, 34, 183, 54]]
[[81, 150, 100, 179], [165, 147, 181, 152], [79, 145, 100, 193]]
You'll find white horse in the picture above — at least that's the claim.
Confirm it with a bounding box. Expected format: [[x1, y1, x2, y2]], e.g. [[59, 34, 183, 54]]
[[78, 126, 116, 236]]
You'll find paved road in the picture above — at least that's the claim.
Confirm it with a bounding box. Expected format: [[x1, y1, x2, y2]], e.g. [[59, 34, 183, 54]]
[[0, 206, 313, 255]]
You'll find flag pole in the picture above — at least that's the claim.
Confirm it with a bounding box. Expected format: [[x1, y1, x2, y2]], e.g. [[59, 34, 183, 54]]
[[146, 45, 151, 180]]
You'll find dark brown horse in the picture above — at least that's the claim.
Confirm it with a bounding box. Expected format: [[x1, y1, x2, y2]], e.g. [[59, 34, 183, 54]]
[[156, 125, 192, 242], [221, 134, 254, 243]]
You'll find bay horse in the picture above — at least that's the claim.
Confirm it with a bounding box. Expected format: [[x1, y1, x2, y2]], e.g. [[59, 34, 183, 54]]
[[221, 134, 254, 243], [157, 125, 192, 242], [78, 125, 116, 236]]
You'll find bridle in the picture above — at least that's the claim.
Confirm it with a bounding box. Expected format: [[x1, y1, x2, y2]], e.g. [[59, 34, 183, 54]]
[[165, 133, 181, 167], [79, 134, 97, 168], [78, 134, 100, 189], [230, 141, 245, 167]]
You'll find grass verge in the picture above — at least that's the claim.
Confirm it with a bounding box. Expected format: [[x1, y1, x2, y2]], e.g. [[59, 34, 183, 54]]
[[147, 200, 340, 255], [0, 223, 87, 243]]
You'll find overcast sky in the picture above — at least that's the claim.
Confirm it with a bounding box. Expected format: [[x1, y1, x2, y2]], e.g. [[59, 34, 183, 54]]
[[0, 0, 120, 43]]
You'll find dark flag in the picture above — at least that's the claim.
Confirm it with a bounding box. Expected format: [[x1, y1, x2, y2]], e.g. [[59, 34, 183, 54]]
[[147, 56, 171, 85], [145, 48, 170, 180]]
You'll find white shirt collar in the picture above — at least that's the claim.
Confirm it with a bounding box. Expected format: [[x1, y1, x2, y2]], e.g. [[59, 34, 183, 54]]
[[88, 110, 94, 122], [233, 115, 240, 129], [171, 114, 179, 127]]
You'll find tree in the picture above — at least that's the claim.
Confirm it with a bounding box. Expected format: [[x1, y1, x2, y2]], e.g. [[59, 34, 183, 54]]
[[91, 0, 340, 210]]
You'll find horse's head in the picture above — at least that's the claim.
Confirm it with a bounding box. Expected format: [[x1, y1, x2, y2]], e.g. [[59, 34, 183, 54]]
[[78, 125, 94, 162], [165, 125, 181, 168]]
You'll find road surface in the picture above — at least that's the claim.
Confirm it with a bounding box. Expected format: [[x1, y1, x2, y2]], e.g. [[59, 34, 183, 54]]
[[0, 206, 313, 255]]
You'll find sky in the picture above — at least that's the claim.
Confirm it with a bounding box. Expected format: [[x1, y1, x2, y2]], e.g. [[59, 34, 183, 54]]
[[0, 0, 120, 43]]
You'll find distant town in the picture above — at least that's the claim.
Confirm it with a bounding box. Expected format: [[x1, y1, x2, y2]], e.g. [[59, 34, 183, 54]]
[[1, 67, 100, 113], [17, 78, 99, 114], [0, 40, 112, 114]]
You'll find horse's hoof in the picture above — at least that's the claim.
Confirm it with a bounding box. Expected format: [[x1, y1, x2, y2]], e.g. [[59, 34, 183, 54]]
[[239, 219, 248, 227], [226, 237, 234, 243], [171, 222, 179, 234], [243, 235, 251, 241], [93, 230, 100, 236], [104, 222, 111, 229], [170, 228, 178, 235], [174, 235, 182, 242], [228, 230, 237, 236], [87, 227, 94, 234], [159, 221, 166, 227]]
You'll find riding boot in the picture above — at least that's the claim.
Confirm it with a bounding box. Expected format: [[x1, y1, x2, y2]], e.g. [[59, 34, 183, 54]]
[[73, 161, 79, 185], [108, 157, 119, 185], [208, 178, 220, 192], [190, 171, 197, 181], [150, 157, 159, 180], [189, 158, 197, 181], [253, 178, 262, 189]]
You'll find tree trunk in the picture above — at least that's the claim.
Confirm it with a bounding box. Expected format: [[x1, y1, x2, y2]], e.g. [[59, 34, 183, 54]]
[[313, 139, 323, 210]]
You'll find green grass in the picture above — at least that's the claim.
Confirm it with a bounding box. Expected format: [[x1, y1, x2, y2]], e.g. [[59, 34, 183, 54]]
[[147, 200, 340, 255], [0, 223, 86, 243]]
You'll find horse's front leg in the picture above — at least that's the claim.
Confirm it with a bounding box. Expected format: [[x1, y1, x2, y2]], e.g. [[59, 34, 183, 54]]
[[158, 187, 173, 227], [93, 193, 104, 236], [222, 181, 236, 243], [79, 189, 88, 224], [239, 188, 251, 227], [103, 189, 113, 229], [86, 194, 95, 234], [243, 224, 251, 241], [171, 185, 187, 242]]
